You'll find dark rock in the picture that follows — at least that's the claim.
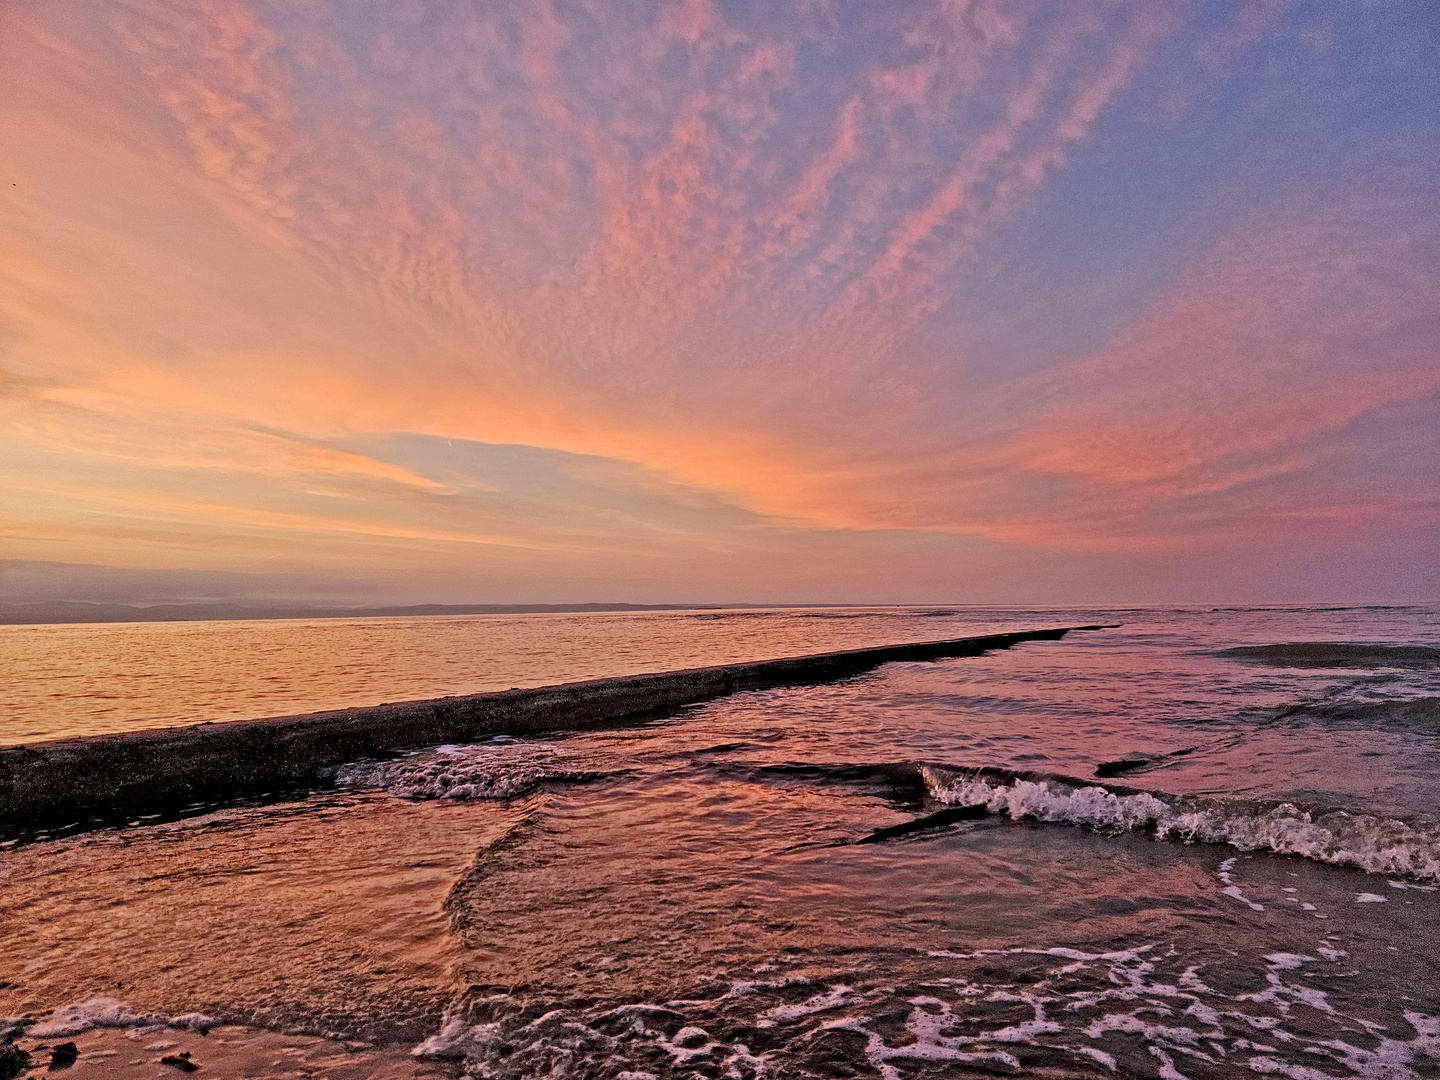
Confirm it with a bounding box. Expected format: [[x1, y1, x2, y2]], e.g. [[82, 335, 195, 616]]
[[160, 1051, 200, 1072], [1096, 745, 1195, 778], [48, 1042, 78, 1069], [855, 803, 989, 844], [673, 1026, 709, 1048], [0, 1044, 30, 1080], [1095, 757, 1151, 777]]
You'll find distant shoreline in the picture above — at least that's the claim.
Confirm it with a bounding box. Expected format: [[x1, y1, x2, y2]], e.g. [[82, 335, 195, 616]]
[[6, 600, 1415, 626], [0, 600, 770, 626]]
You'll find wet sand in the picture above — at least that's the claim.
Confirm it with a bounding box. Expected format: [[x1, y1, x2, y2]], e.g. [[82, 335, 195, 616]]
[[0, 794, 514, 1044], [2, 1025, 449, 1079]]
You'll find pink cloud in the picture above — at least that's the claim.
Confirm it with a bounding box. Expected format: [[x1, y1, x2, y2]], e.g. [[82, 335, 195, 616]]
[[3, 0, 1435, 599]]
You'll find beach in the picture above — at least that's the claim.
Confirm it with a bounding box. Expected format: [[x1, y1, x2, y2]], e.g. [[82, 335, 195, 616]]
[[7, 0, 1437, 1073]]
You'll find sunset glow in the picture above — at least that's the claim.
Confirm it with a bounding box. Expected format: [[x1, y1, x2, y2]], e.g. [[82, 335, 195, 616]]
[[2, 0, 1436, 604]]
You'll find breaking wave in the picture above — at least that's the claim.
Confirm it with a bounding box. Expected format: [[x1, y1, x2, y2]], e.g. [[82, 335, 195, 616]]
[[340, 739, 1440, 882], [920, 765, 1440, 882], [670, 756, 1440, 883]]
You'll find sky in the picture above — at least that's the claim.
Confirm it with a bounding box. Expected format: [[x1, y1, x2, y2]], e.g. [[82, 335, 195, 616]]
[[1, 0, 1437, 606]]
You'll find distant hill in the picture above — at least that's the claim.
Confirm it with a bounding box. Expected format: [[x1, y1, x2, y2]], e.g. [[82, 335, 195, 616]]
[[0, 601, 728, 625]]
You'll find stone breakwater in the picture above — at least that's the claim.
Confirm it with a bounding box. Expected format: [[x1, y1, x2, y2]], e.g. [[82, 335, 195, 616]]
[[0, 626, 1112, 832]]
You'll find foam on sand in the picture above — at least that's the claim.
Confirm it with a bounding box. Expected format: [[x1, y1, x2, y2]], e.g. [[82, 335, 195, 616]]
[[22, 997, 215, 1038], [5, 1006, 433, 1079]]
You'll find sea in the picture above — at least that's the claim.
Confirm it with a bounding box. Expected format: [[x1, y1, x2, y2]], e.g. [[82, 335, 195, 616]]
[[1, 605, 1437, 1079]]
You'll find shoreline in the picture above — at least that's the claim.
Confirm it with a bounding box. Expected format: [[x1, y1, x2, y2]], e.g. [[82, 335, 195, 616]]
[[0, 600, 741, 627], [0, 626, 1114, 833]]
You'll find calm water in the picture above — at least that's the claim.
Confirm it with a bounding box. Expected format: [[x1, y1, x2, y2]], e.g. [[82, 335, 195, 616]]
[[2, 606, 1438, 1079], [2, 607, 1047, 744]]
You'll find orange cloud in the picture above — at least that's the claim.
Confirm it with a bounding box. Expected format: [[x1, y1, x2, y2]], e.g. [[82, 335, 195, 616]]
[[2, 0, 1435, 601]]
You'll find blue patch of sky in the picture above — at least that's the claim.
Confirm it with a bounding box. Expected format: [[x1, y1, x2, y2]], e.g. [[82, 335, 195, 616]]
[[927, 0, 1439, 390]]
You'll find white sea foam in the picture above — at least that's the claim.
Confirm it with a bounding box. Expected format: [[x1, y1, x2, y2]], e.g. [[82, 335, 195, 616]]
[[1390, 880, 1437, 891], [1224, 885, 1265, 911], [333, 743, 596, 800], [1262, 954, 1314, 970], [414, 1004, 769, 1078], [756, 985, 855, 1027], [407, 941, 1439, 1080], [1217, 857, 1266, 908], [852, 946, 1435, 1080], [1247, 1012, 1440, 1079], [26, 998, 215, 1038], [922, 767, 1440, 882]]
